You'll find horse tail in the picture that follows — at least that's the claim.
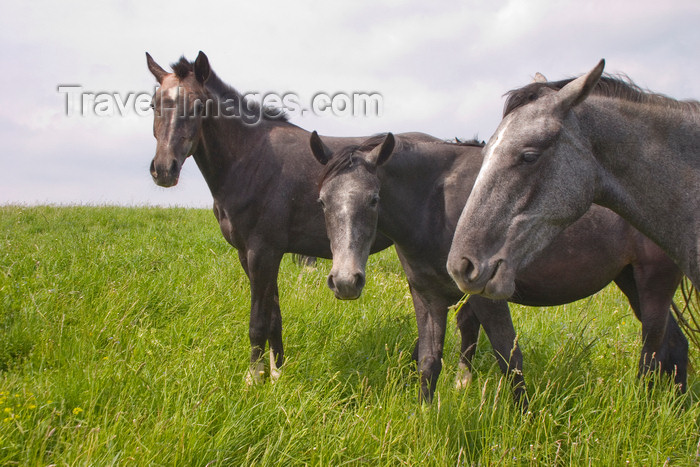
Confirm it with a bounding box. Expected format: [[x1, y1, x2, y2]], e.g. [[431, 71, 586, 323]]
[[292, 254, 317, 268], [671, 277, 700, 354]]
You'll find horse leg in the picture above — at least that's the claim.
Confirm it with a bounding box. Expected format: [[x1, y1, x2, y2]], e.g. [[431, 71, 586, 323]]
[[242, 248, 284, 385], [613, 266, 641, 320], [408, 285, 449, 403], [237, 250, 262, 384], [662, 311, 688, 391], [414, 298, 481, 390], [455, 303, 480, 389], [614, 266, 666, 384], [616, 262, 686, 390], [468, 295, 527, 408], [635, 261, 687, 391]]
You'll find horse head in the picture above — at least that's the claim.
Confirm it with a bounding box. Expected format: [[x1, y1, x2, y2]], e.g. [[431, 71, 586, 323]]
[[310, 131, 395, 299], [146, 51, 211, 187]]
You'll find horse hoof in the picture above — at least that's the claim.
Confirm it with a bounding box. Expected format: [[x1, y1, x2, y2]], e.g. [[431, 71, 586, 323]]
[[269, 350, 282, 383], [245, 362, 265, 386], [455, 363, 473, 390]]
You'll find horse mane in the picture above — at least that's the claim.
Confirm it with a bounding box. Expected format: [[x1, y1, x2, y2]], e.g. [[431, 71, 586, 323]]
[[322, 134, 482, 163], [319, 134, 404, 190], [318, 135, 484, 190], [448, 137, 485, 147], [171, 57, 192, 80], [504, 74, 700, 117], [169, 56, 288, 121]]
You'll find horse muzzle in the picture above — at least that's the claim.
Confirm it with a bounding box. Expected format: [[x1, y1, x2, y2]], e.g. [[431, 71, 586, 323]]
[[327, 269, 366, 300], [150, 157, 181, 187], [448, 255, 515, 300]]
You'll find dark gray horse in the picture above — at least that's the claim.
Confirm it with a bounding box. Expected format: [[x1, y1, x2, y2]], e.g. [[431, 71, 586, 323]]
[[310, 131, 688, 402], [145, 51, 394, 383], [447, 60, 700, 301]]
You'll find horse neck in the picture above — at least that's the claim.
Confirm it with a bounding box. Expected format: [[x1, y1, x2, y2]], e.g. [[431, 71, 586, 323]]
[[377, 144, 478, 243], [581, 98, 700, 280], [192, 113, 274, 199]]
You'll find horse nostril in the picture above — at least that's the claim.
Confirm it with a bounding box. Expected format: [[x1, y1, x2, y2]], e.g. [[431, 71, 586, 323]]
[[463, 257, 479, 282], [150, 159, 157, 178], [327, 274, 336, 291], [353, 273, 365, 290], [170, 159, 179, 176]]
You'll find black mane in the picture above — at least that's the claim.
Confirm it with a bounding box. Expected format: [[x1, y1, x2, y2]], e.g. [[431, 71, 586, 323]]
[[449, 137, 485, 147], [318, 135, 484, 190], [504, 74, 700, 116], [169, 56, 288, 121], [171, 56, 192, 80]]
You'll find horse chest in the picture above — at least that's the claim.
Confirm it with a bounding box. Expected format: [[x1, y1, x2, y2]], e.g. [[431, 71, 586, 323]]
[[213, 203, 246, 250]]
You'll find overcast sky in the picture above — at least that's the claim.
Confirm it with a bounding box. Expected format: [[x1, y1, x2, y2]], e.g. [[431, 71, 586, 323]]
[[2, 0, 699, 207]]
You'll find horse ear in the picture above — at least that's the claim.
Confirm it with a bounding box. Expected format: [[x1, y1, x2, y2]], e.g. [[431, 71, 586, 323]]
[[533, 72, 547, 83], [146, 52, 167, 84], [555, 59, 605, 114], [310, 131, 333, 165], [367, 133, 395, 167], [194, 51, 211, 84]]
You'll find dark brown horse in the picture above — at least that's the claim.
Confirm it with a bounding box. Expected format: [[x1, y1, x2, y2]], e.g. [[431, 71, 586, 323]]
[[145, 52, 394, 383], [310, 132, 688, 402]]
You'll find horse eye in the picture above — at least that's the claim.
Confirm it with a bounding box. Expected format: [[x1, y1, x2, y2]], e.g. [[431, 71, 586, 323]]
[[318, 198, 326, 209], [369, 194, 380, 207], [521, 151, 540, 164]]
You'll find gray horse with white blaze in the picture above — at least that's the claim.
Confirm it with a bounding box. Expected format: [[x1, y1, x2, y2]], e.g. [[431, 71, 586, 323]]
[[447, 59, 700, 300]]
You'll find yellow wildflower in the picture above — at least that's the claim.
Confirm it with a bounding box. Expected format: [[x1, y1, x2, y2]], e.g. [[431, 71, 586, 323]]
[[72, 407, 83, 415]]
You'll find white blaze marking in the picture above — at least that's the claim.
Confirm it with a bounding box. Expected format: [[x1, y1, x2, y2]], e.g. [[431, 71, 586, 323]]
[[163, 86, 180, 144], [165, 85, 179, 100], [474, 119, 511, 186]]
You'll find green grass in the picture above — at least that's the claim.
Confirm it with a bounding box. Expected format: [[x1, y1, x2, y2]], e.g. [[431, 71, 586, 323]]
[[0, 205, 698, 465]]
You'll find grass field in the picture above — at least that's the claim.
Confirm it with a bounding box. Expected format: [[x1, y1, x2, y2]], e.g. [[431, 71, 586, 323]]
[[0, 206, 698, 465]]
